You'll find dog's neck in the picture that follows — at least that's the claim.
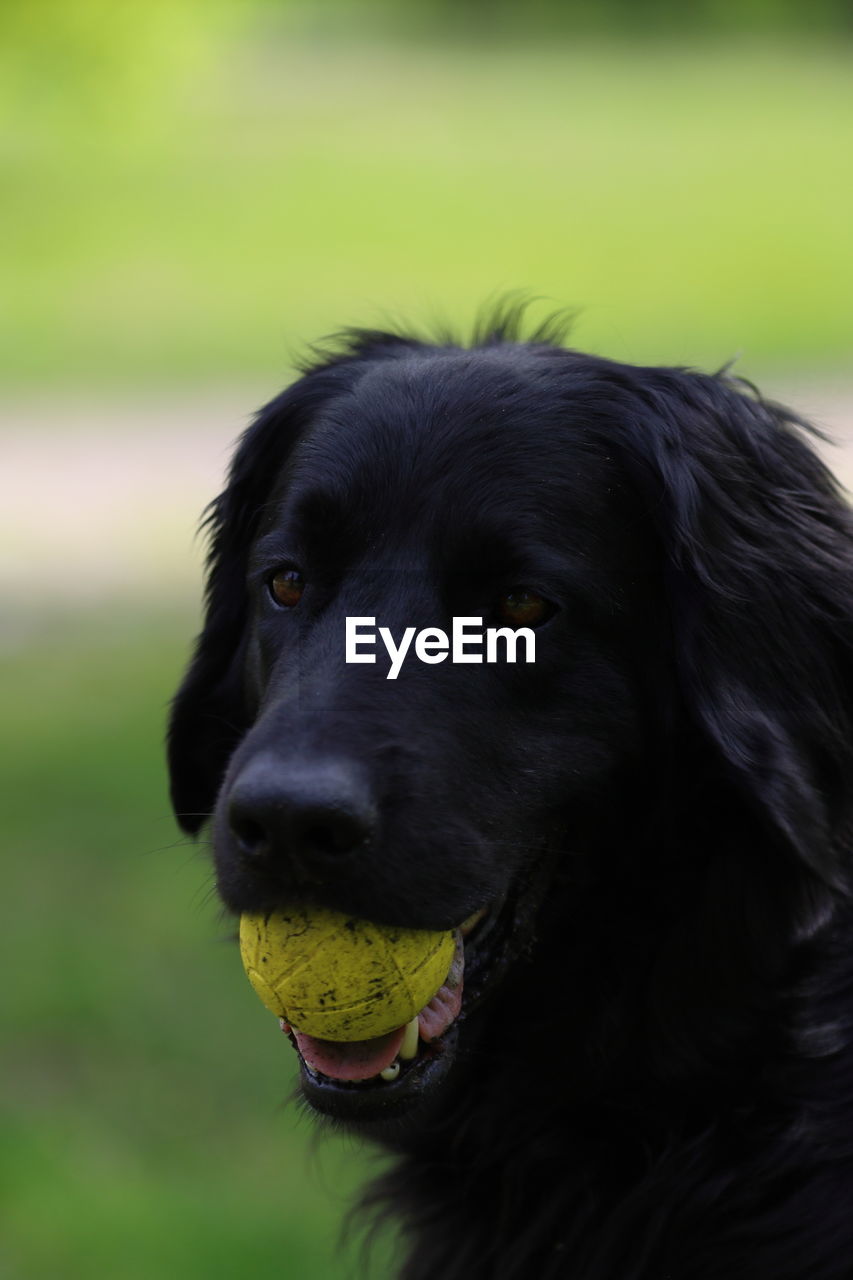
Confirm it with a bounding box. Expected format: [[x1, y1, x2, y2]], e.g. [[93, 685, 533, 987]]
[[359, 888, 853, 1280]]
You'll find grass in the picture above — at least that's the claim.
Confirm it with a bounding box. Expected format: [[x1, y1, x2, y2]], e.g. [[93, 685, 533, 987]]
[[1, 607, 394, 1279], [2, 23, 852, 388]]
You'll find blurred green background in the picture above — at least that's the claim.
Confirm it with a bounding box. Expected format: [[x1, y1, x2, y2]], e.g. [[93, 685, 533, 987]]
[[3, 2, 852, 1276]]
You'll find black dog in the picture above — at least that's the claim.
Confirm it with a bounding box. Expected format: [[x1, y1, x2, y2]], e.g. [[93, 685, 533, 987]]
[[168, 314, 853, 1279]]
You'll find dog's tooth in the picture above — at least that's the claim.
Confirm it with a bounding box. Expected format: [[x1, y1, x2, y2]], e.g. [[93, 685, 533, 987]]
[[399, 1016, 420, 1061], [460, 907, 488, 937], [380, 1061, 401, 1082]]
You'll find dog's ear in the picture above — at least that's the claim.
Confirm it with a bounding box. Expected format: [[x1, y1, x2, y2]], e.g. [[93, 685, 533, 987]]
[[167, 354, 376, 833], [610, 367, 853, 888]]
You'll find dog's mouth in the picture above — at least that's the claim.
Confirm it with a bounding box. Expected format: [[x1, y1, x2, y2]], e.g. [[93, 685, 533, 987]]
[[280, 905, 500, 1121]]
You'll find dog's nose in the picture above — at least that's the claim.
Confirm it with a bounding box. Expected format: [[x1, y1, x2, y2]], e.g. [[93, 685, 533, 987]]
[[227, 754, 376, 867]]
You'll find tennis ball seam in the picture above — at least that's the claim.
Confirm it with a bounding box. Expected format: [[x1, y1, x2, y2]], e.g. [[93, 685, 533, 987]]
[[239, 908, 456, 1041]]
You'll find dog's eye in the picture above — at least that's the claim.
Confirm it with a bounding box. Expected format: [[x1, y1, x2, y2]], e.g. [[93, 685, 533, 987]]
[[269, 567, 305, 608], [496, 587, 554, 628]]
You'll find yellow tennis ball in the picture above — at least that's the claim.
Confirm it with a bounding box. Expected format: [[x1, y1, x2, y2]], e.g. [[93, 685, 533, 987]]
[[239, 907, 455, 1042]]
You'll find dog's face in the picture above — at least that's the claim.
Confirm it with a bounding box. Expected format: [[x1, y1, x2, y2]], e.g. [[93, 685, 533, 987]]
[[207, 349, 656, 1117], [169, 333, 853, 1128]]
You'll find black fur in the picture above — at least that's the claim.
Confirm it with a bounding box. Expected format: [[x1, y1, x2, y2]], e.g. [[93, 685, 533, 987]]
[[169, 315, 853, 1278]]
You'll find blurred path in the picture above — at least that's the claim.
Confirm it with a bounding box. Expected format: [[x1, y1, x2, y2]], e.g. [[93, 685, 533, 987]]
[[2, 389, 255, 606], [2, 382, 852, 608]]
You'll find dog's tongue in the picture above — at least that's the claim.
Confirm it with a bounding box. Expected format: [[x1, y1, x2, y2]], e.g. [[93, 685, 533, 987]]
[[289, 936, 466, 1082], [293, 1024, 407, 1081]]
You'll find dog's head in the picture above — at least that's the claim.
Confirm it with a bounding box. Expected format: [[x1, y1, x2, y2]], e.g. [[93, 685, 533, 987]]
[[169, 327, 853, 1125]]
